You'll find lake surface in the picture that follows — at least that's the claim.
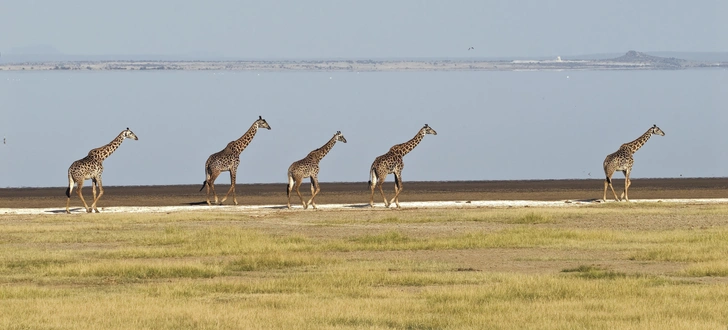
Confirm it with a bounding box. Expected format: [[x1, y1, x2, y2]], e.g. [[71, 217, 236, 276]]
[[1, 69, 726, 188]]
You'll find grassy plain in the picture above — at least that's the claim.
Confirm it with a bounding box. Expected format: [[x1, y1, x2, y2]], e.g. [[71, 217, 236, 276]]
[[1, 203, 728, 329]]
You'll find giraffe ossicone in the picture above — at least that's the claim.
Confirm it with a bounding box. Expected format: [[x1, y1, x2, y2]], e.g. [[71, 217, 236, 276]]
[[200, 116, 271, 206], [602, 124, 665, 202], [369, 124, 437, 208], [65, 128, 139, 214], [286, 130, 347, 210]]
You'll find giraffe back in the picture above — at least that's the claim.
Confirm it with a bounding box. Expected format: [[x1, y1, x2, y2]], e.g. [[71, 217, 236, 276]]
[[68, 155, 104, 182], [288, 131, 347, 180]]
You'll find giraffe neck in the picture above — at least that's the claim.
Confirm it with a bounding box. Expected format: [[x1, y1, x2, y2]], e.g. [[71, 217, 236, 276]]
[[389, 129, 425, 157], [621, 128, 654, 154], [87, 132, 126, 161], [307, 135, 339, 163], [228, 122, 260, 155]]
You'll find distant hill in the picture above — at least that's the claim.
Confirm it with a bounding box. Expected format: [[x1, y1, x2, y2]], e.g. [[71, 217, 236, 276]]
[[607, 50, 685, 68], [570, 51, 728, 62]]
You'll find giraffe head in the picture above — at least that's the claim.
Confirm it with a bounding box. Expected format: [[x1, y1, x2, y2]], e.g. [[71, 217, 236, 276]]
[[650, 124, 665, 136], [122, 127, 139, 140], [422, 124, 437, 136], [256, 116, 272, 130], [335, 131, 347, 143]]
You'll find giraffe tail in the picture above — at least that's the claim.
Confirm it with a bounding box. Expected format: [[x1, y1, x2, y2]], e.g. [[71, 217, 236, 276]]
[[605, 176, 611, 184], [65, 174, 73, 198], [199, 181, 207, 192]]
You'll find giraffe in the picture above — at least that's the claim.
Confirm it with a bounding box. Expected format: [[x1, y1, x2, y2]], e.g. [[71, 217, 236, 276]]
[[369, 124, 437, 208], [65, 128, 139, 214], [200, 116, 271, 205], [286, 131, 347, 210], [603, 124, 665, 202]]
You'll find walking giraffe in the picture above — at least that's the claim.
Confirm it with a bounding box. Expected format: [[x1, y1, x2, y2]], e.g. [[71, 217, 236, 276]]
[[603, 124, 665, 202], [65, 128, 139, 213], [200, 116, 271, 205], [286, 131, 347, 210], [369, 124, 437, 208]]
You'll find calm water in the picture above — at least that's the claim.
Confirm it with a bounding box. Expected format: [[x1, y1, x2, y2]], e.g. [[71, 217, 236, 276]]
[[1, 69, 726, 188]]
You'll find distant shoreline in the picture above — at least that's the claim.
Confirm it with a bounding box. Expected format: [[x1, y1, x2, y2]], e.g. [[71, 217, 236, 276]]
[[2, 177, 726, 209], [1, 57, 725, 72]]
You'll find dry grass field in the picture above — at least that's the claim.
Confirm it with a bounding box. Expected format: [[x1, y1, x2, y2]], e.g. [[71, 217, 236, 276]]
[[2, 193, 728, 329]]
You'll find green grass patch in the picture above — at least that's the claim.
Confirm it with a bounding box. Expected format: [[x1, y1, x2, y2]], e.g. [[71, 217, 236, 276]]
[[509, 212, 554, 224], [562, 265, 630, 280], [226, 253, 332, 272]]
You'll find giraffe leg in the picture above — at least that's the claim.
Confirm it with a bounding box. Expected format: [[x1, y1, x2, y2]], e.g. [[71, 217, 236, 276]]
[[90, 178, 98, 212], [622, 170, 631, 202], [91, 177, 104, 213], [608, 178, 620, 202], [603, 168, 620, 202], [293, 179, 307, 209], [76, 181, 91, 213], [378, 177, 389, 208], [65, 196, 72, 214], [221, 169, 238, 205], [286, 173, 294, 210], [206, 171, 220, 205], [308, 176, 320, 210], [231, 170, 238, 205], [390, 171, 403, 208]]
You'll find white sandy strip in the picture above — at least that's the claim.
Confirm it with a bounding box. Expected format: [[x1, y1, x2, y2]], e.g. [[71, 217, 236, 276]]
[[2, 198, 728, 215]]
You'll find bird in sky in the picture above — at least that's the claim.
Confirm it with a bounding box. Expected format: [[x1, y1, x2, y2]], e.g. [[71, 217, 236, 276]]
[[467, 47, 474, 51]]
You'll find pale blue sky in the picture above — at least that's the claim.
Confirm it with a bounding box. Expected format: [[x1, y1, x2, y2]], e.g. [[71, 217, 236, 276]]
[[1, 0, 726, 58], [1, 1, 727, 188]]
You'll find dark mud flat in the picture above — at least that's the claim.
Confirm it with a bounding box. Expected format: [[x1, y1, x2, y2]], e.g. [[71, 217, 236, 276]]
[[1, 178, 727, 209]]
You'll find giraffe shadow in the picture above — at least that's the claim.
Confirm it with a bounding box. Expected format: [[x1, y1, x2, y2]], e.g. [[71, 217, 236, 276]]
[[344, 203, 371, 208], [565, 198, 602, 203], [186, 201, 210, 206], [46, 208, 83, 214], [265, 205, 290, 210]]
